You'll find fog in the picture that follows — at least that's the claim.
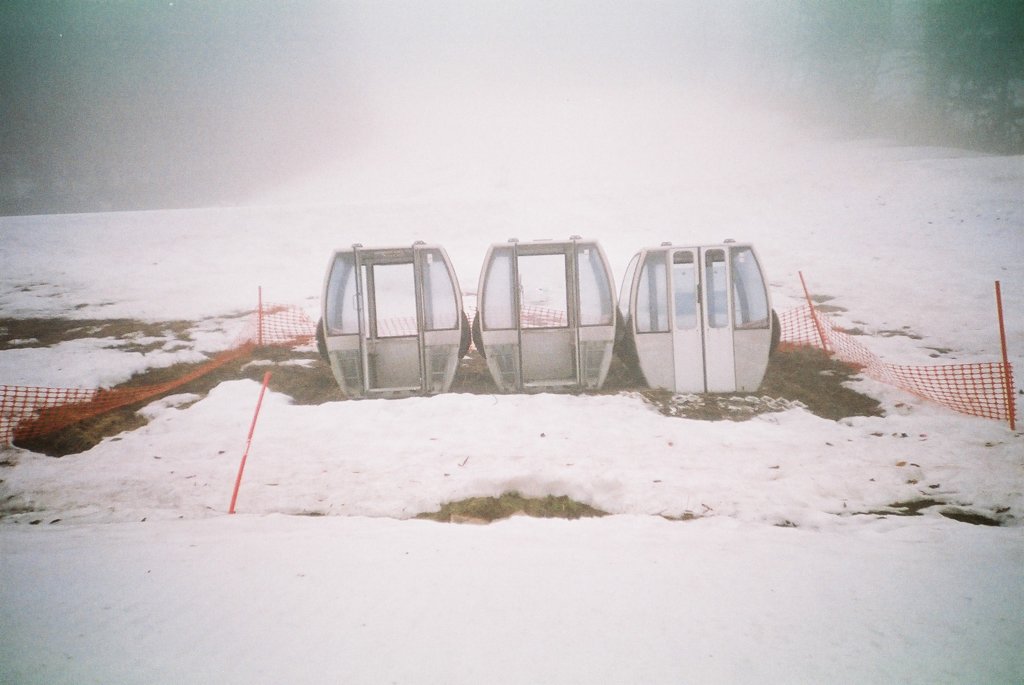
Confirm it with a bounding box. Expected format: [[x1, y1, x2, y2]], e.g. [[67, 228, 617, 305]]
[[1, 1, 1012, 215]]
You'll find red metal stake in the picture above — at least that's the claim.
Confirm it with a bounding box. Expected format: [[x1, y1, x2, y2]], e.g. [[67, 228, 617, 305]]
[[229, 371, 272, 514], [995, 281, 1016, 431], [799, 271, 830, 353]]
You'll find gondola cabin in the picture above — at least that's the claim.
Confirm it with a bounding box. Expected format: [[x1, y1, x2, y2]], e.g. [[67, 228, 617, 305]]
[[618, 242, 777, 393], [473, 237, 616, 392], [320, 243, 468, 398]]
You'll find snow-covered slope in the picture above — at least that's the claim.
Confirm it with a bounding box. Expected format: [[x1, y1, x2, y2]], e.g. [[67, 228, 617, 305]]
[[1, 91, 1022, 682]]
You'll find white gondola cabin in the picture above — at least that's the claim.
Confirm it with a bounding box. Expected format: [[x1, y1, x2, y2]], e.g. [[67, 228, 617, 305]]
[[320, 243, 468, 398], [473, 237, 616, 392], [617, 241, 778, 393]]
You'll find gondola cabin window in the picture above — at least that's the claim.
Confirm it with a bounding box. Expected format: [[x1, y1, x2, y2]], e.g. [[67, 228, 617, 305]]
[[369, 262, 417, 337], [704, 249, 728, 329], [325, 252, 360, 335], [578, 246, 614, 326], [636, 251, 668, 333], [731, 247, 770, 329], [482, 247, 515, 330], [517, 253, 569, 328], [423, 249, 459, 330], [672, 251, 697, 330]]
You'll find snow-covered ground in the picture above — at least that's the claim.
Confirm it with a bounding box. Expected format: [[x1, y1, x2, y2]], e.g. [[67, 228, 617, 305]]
[[1, 85, 1023, 682]]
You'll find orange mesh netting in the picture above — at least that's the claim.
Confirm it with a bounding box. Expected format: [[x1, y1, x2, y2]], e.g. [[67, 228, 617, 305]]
[[1, 290, 1017, 446], [779, 304, 1016, 424], [1, 302, 316, 446], [519, 304, 569, 328], [252, 303, 317, 348]]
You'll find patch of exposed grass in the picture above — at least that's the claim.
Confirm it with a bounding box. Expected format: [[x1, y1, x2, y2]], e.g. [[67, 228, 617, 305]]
[[449, 350, 496, 393], [759, 346, 882, 420], [417, 492, 607, 523], [0, 317, 194, 350], [810, 294, 847, 313], [856, 499, 1006, 526], [239, 348, 343, 406], [14, 409, 150, 457], [875, 498, 945, 515], [14, 347, 341, 457], [879, 327, 924, 340], [639, 391, 806, 422], [637, 346, 882, 422], [939, 508, 1003, 526], [7, 317, 882, 457]]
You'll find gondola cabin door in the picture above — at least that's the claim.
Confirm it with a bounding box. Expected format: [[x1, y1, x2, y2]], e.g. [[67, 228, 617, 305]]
[[517, 249, 575, 386], [322, 244, 463, 398], [363, 256, 421, 391], [476, 238, 616, 392], [629, 244, 771, 393]]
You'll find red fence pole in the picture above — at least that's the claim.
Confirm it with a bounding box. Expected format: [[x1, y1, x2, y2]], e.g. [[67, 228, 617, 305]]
[[229, 371, 272, 514], [799, 271, 830, 353], [995, 281, 1016, 431]]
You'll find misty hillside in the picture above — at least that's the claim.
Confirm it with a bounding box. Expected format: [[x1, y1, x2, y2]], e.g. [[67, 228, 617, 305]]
[[2, 0, 1021, 216]]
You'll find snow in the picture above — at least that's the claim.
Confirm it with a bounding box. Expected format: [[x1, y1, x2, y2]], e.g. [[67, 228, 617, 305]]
[[0, 340, 208, 389], [2, 515, 1020, 684], [2, 87, 1024, 682]]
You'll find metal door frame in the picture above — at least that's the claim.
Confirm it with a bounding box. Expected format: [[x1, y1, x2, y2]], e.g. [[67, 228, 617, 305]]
[[511, 240, 581, 389], [668, 247, 706, 392], [354, 246, 426, 395], [696, 246, 736, 392]]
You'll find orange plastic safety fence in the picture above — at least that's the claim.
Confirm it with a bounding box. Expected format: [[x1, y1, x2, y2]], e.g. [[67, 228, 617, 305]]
[[2, 297, 1016, 446], [2, 346, 254, 446], [780, 303, 1016, 424], [520, 305, 569, 328], [253, 303, 317, 347], [1, 301, 318, 446]]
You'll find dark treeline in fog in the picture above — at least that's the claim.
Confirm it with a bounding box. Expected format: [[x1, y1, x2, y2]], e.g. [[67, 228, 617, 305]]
[[1, 0, 1021, 216], [1, 0, 361, 216], [760, 0, 1024, 153], [920, 0, 1024, 152]]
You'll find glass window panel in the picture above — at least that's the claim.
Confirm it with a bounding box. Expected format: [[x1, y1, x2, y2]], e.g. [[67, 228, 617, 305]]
[[482, 248, 515, 330], [518, 253, 568, 328], [672, 251, 697, 330], [421, 249, 458, 330], [731, 247, 769, 329], [371, 262, 418, 337], [636, 252, 668, 333], [705, 249, 728, 328], [325, 253, 359, 335], [578, 246, 613, 326]]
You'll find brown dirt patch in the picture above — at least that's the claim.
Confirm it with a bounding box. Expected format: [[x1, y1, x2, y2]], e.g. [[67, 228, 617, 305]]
[[13, 347, 342, 457], [758, 345, 882, 420], [7, 319, 881, 456], [417, 492, 607, 523], [858, 498, 1005, 526], [0, 317, 194, 351]]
